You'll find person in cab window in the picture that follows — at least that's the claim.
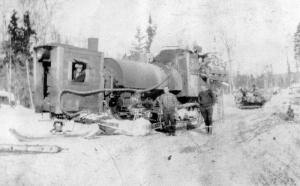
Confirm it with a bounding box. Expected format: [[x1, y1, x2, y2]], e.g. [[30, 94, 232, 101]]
[[73, 63, 86, 82]]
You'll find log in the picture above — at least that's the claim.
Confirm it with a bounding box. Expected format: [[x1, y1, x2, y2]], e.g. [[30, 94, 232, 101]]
[[0, 144, 63, 154]]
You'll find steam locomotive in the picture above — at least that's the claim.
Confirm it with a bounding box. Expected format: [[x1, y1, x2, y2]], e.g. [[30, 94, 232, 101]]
[[33, 38, 227, 121]]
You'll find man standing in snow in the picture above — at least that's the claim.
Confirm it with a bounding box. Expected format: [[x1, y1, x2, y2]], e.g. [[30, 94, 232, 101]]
[[158, 87, 178, 136], [198, 80, 217, 134]]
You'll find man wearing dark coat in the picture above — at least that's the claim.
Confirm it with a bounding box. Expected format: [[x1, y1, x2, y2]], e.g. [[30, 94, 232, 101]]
[[198, 80, 217, 134], [73, 63, 86, 82]]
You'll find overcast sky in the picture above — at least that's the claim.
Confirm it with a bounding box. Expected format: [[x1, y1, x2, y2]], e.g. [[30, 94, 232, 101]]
[[3, 0, 300, 74]]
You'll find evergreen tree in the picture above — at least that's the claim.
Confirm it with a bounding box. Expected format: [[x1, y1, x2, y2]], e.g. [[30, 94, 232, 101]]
[[294, 23, 300, 71], [128, 27, 145, 61], [4, 10, 36, 107], [145, 15, 157, 53], [7, 11, 19, 57], [23, 11, 36, 55], [7, 11, 36, 58], [126, 15, 157, 61]]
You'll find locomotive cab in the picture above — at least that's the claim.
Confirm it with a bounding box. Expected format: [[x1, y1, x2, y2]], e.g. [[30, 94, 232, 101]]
[[33, 39, 104, 115]]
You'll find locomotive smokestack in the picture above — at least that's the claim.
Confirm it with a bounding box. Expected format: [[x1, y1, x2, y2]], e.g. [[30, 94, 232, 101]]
[[88, 38, 98, 51]]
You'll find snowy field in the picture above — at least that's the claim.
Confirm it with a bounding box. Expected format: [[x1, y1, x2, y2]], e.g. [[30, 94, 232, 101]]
[[0, 89, 300, 186]]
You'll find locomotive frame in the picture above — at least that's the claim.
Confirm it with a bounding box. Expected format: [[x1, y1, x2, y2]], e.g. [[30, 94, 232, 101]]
[[33, 38, 227, 123]]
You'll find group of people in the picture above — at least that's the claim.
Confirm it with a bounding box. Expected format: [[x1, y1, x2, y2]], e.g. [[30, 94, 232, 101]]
[[158, 80, 216, 136], [106, 79, 217, 136]]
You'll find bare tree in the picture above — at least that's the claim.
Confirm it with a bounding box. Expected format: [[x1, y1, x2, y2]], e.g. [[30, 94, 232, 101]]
[[0, 0, 11, 42], [201, 0, 237, 93], [17, 0, 63, 44], [218, 30, 236, 93]]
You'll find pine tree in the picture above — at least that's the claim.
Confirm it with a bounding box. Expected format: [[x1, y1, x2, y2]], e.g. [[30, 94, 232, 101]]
[[7, 11, 36, 58], [23, 11, 36, 55], [7, 11, 19, 57], [4, 10, 36, 107], [294, 23, 300, 72], [145, 15, 157, 53], [127, 16, 157, 61], [129, 27, 145, 61], [134, 27, 145, 54]]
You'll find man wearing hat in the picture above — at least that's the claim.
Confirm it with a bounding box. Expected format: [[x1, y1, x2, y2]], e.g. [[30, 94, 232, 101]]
[[73, 63, 86, 82], [198, 79, 216, 134]]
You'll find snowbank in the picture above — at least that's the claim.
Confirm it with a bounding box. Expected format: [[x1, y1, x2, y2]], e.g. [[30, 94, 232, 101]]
[[0, 105, 36, 143], [239, 112, 300, 185], [102, 118, 151, 136], [0, 105, 100, 143]]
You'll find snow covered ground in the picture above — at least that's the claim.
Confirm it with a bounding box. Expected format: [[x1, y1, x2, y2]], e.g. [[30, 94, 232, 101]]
[[0, 89, 300, 186]]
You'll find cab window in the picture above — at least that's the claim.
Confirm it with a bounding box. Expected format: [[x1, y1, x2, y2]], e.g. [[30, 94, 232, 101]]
[[72, 60, 86, 82]]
